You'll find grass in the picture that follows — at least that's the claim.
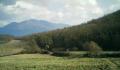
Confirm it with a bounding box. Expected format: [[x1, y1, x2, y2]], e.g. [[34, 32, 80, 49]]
[[0, 41, 6, 44], [0, 54, 119, 70], [0, 40, 26, 56], [109, 58, 120, 70], [0, 40, 119, 70], [0, 40, 40, 56]]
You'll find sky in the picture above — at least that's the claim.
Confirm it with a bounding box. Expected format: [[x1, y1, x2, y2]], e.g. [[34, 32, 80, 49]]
[[0, 0, 120, 27]]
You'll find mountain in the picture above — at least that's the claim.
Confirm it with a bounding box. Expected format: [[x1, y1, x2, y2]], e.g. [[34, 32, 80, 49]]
[[0, 19, 68, 36], [25, 10, 120, 51]]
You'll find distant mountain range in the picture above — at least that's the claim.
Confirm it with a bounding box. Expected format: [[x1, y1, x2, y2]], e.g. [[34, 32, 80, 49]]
[[0, 19, 68, 36]]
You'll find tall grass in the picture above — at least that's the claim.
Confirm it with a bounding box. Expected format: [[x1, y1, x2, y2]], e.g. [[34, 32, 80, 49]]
[[0, 54, 118, 70]]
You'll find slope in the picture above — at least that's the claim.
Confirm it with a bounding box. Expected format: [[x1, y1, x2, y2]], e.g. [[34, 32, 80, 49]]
[[27, 10, 120, 51]]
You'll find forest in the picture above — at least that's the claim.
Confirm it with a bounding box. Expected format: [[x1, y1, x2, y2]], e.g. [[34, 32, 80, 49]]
[[21, 10, 120, 52]]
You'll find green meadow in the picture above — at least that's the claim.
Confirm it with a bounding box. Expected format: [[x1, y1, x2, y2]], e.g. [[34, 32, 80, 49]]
[[0, 54, 119, 70], [0, 40, 120, 70]]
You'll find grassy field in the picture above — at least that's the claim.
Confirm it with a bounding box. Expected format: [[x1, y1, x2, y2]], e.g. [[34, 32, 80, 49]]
[[0, 40, 120, 70], [0, 54, 119, 70]]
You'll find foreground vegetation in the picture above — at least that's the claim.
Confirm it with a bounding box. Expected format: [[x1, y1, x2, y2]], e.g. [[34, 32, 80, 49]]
[[0, 40, 40, 56], [0, 54, 119, 70], [0, 40, 119, 70]]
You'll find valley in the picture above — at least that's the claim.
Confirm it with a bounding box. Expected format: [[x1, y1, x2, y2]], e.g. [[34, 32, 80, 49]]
[[0, 9, 120, 70]]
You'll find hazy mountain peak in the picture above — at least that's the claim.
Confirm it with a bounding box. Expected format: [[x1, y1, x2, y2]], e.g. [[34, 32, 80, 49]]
[[0, 19, 68, 36]]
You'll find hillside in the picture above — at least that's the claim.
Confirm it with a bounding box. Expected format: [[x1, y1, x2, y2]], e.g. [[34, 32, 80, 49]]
[[0, 34, 14, 43], [0, 19, 68, 36], [0, 40, 40, 56], [25, 10, 120, 51]]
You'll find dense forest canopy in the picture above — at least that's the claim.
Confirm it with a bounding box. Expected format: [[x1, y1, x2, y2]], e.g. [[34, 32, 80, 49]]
[[20, 10, 120, 51]]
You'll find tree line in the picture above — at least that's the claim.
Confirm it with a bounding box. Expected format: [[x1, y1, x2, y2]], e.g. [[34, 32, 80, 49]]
[[22, 10, 120, 52]]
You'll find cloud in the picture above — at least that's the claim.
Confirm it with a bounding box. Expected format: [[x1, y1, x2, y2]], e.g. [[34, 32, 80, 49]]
[[0, 0, 16, 5], [0, 0, 120, 27], [97, 0, 120, 13], [0, 21, 8, 27], [0, 5, 15, 26], [0, 10, 11, 20], [4, 1, 60, 22]]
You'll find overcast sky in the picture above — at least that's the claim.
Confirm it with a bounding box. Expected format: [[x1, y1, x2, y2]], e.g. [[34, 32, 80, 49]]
[[0, 0, 120, 27]]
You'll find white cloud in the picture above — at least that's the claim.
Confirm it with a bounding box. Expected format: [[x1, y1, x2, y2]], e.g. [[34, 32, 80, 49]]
[[89, 0, 97, 5], [109, 4, 120, 12], [1, 0, 120, 26]]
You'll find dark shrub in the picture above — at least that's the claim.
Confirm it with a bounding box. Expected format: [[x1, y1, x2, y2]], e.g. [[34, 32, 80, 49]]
[[83, 41, 102, 57], [51, 51, 70, 57], [40, 49, 50, 54]]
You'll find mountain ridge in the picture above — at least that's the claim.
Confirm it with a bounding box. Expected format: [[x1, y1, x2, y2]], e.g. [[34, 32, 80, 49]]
[[0, 19, 68, 36], [26, 10, 120, 51]]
